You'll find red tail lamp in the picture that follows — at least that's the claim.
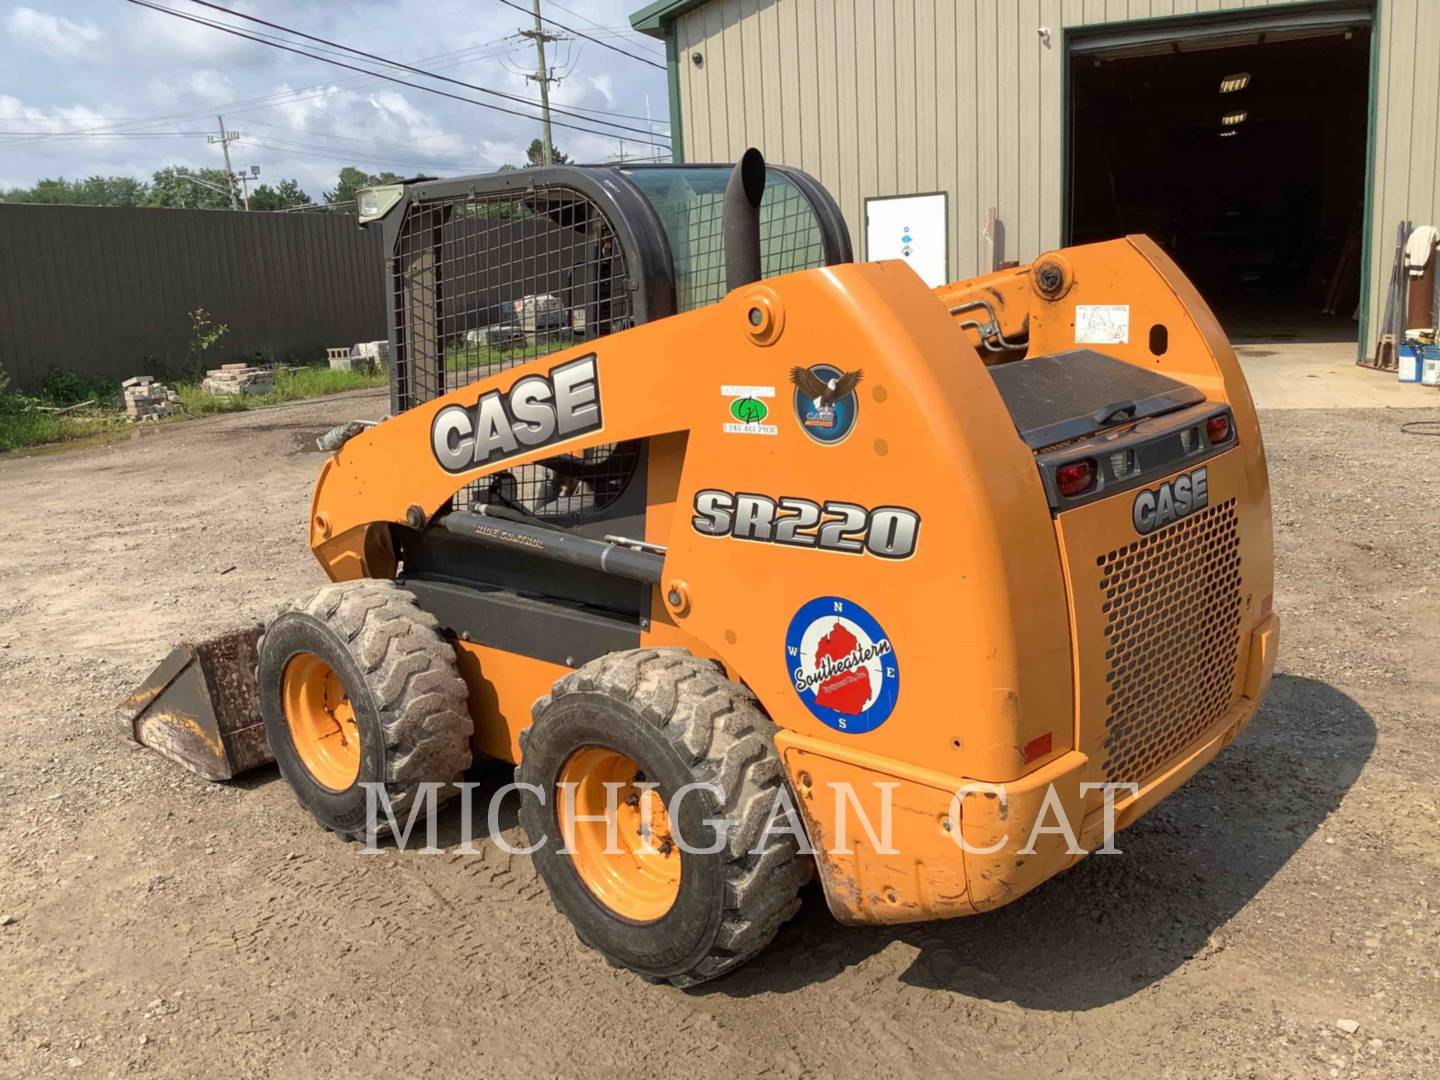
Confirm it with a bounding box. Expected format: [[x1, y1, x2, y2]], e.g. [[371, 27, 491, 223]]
[[1206, 414, 1233, 444], [1056, 459, 1097, 497]]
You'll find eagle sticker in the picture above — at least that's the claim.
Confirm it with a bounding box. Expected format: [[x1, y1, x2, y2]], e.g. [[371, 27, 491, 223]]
[[785, 597, 899, 734], [790, 364, 862, 445]]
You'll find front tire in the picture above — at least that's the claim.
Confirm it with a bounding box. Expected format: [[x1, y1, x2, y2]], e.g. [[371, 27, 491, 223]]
[[517, 648, 806, 986], [257, 580, 473, 839]]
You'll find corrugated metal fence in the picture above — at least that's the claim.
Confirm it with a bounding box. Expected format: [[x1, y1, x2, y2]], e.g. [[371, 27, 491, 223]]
[[0, 203, 385, 390]]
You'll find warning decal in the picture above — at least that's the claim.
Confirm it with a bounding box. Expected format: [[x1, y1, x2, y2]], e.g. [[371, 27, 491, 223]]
[[1075, 304, 1130, 345]]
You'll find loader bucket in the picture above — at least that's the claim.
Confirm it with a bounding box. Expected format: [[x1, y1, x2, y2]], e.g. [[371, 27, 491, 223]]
[[119, 625, 273, 781]]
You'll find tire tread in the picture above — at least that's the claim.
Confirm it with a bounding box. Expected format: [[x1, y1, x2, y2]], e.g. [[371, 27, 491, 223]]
[[527, 647, 806, 986], [262, 579, 473, 837]]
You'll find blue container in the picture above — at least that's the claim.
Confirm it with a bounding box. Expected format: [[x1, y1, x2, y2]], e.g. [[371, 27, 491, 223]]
[[1398, 343, 1422, 383], [1421, 344, 1440, 387]]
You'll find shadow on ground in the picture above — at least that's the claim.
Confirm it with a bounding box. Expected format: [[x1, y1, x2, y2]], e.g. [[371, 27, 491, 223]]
[[705, 675, 1373, 1008], [235, 675, 1371, 1007]]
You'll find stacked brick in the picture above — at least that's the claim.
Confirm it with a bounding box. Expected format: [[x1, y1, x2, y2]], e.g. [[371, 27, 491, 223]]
[[122, 376, 179, 421], [328, 341, 388, 372], [202, 363, 275, 396]]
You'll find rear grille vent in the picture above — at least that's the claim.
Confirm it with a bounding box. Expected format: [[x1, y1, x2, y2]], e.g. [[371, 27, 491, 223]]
[[1097, 499, 1243, 784]]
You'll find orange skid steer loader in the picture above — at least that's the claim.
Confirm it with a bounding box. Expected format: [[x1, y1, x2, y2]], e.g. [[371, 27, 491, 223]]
[[122, 150, 1277, 986]]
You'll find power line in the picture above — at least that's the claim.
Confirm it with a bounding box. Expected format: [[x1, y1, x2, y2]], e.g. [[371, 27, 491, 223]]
[[122, 0, 623, 140], [543, 0, 666, 56], [493, 0, 666, 70], [243, 134, 478, 173], [0, 37, 529, 150], [168, 0, 666, 139], [240, 119, 492, 157], [117, 0, 660, 146], [0, 131, 216, 138]]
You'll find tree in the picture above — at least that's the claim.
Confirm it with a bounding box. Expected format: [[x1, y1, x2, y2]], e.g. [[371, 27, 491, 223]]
[[248, 178, 313, 212], [324, 166, 404, 210], [146, 166, 239, 210], [1, 175, 149, 206], [525, 139, 570, 167]]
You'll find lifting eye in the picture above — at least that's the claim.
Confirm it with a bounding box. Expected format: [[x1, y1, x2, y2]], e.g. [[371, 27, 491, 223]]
[[1149, 324, 1169, 356]]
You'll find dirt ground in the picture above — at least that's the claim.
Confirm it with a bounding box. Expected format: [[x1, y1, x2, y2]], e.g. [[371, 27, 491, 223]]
[[1, 389, 1438, 1079]]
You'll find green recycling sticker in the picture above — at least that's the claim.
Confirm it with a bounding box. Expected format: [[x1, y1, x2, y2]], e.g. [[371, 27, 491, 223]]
[[722, 384, 778, 437]]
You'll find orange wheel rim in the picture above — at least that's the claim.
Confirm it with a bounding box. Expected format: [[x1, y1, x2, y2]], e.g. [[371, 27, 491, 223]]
[[282, 653, 361, 791], [557, 748, 681, 922]]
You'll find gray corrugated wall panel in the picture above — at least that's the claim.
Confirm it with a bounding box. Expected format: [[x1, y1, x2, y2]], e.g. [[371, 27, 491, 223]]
[[795, 0, 822, 173], [1018, 0, 1043, 263], [855, 0, 881, 221], [836, 0, 861, 221], [976, 0, 999, 271], [0, 210, 31, 387], [0, 205, 383, 390], [756, 0, 786, 158], [914, 0, 938, 193], [875, 0, 900, 196]]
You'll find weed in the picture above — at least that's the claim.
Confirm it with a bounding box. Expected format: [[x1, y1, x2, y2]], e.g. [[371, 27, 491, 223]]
[[40, 369, 116, 406], [187, 308, 229, 371]]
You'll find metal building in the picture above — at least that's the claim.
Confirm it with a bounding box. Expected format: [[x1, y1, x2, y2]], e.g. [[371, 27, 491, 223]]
[[632, 0, 1440, 357]]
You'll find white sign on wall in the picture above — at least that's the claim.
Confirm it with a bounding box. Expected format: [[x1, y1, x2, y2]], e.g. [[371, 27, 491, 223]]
[[865, 192, 949, 288]]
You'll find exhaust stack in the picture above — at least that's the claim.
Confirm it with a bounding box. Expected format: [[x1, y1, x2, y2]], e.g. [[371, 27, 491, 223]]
[[724, 147, 767, 292]]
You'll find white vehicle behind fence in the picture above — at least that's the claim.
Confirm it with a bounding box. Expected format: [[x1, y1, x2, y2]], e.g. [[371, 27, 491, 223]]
[[465, 293, 570, 350]]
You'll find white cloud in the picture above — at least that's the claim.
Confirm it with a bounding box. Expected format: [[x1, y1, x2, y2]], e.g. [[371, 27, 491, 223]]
[[188, 70, 232, 101], [2, 0, 671, 196], [119, 4, 262, 66], [5, 6, 104, 61], [587, 74, 617, 109], [0, 93, 111, 133]]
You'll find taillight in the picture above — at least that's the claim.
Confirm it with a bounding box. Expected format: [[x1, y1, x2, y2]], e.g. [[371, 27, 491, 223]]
[[1056, 459, 1097, 497], [1206, 414, 1233, 444]]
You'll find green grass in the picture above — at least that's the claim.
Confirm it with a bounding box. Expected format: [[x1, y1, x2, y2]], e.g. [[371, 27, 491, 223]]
[[0, 380, 126, 453], [0, 406, 126, 452], [174, 365, 386, 415], [0, 364, 386, 453], [443, 342, 532, 376]]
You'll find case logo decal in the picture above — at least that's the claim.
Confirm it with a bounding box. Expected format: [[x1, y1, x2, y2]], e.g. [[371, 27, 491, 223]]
[[785, 597, 899, 734], [1133, 466, 1209, 534], [789, 365, 862, 444], [430, 355, 601, 474]]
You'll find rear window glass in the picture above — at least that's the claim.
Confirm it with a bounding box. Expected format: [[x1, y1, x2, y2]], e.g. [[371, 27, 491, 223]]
[[623, 166, 826, 311]]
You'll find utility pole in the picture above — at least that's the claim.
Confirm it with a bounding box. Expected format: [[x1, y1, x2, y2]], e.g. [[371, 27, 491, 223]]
[[207, 116, 243, 209], [520, 0, 563, 164]]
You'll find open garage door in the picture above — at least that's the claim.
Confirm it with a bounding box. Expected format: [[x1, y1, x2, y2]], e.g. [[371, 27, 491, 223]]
[[1068, 4, 1374, 344]]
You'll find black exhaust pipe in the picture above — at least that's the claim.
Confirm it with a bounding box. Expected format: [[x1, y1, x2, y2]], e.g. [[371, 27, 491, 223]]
[[724, 147, 766, 292]]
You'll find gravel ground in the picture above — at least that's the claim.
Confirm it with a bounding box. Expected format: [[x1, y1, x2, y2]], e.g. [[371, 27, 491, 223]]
[[0, 391, 1437, 1079]]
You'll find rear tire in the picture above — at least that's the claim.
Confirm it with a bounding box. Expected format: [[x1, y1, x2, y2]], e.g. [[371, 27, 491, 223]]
[[517, 648, 806, 987], [257, 580, 473, 840]]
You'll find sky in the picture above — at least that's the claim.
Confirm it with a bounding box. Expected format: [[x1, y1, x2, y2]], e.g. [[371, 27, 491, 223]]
[[0, 0, 671, 198]]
